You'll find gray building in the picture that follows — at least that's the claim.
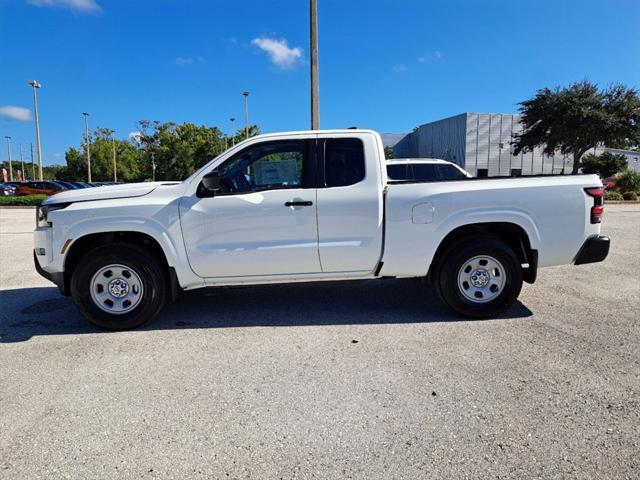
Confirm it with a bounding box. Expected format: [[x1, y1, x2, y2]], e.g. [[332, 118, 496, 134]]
[[385, 113, 573, 177]]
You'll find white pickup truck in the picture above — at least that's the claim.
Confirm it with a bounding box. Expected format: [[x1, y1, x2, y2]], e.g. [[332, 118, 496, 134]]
[[34, 130, 609, 329]]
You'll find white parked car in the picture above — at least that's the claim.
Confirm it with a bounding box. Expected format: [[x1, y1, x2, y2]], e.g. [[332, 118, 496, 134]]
[[34, 130, 609, 329], [386, 158, 471, 181]]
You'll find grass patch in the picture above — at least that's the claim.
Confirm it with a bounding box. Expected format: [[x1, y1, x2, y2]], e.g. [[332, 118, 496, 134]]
[[0, 195, 48, 206]]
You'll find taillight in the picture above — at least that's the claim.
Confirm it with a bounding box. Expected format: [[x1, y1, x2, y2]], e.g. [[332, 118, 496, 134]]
[[585, 187, 604, 224]]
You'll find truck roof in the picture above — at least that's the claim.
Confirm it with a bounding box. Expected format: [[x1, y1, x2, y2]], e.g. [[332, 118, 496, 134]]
[[244, 129, 379, 139], [387, 158, 452, 164]]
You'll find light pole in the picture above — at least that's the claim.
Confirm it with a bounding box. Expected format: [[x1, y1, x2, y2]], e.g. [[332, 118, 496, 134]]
[[19, 144, 25, 181], [242, 91, 250, 139], [4, 136, 13, 181], [30, 143, 36, 180], [27, 80, 43, 181], [82, 112, 92, 182], [111, 131, 117, 182], [230, 117, 236, 146], [310, 0, 320, 129]]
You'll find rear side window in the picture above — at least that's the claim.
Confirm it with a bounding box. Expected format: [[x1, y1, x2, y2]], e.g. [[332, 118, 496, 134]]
[[387, 164, 410, 180], [324, 138, 365, 187], [437, 164, 467, 180], [410, 164, 438, 181]]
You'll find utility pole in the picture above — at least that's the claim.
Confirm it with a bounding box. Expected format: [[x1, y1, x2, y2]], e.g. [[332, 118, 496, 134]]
[[112, 131, 117, 182], [150, 152, 156, 182], [19, 144, 25, 181], [4, 136, 13, 181], [242, 91, 250, 139], [230, 118, 236, 146], [27, 80, 43, 181], [30, 143, 36, 180], [310, 0, 320, 129], [82, 112, 91, 182]]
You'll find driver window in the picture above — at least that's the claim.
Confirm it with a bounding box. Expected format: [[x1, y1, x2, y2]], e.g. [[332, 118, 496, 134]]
[[216, 141, 305, 194]]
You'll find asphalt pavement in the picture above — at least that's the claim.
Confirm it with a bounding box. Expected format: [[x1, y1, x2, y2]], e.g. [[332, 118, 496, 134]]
[[1, 205, 639, 479]]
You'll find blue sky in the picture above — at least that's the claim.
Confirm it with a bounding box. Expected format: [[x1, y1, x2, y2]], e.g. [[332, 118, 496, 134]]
[[1, 0, 639, 166]]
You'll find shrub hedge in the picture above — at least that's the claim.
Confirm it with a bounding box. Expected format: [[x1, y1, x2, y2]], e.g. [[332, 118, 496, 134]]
[[622, 191, 638, 201], [0, 195, 48, 206], [604, 191, 624, 201]]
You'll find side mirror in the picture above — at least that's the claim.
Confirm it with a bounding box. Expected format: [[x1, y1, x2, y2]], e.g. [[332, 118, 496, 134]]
[[198, 171, 222, 197]]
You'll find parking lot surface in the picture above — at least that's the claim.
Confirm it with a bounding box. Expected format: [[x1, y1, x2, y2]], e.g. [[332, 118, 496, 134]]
[[1, 205, 639, 479]]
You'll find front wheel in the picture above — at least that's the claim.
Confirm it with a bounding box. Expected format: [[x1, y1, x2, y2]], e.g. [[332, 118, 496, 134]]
[[435, 237, 523, 318], [70, 243, 168, 330]]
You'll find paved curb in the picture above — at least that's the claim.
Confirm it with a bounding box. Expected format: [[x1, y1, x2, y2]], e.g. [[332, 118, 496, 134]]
[[0, 206, 38, 209]]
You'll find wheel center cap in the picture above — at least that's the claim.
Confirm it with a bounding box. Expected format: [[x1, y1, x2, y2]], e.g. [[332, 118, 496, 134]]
[[108, 278, 129, 298], [470, 268, 490, 287]]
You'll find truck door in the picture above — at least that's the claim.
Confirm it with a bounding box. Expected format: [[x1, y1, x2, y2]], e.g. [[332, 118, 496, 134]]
[[180, 139, 322, 278], [315, 134, 384, 273]]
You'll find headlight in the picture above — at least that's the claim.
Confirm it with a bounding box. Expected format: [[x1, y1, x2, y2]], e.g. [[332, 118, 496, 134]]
[[36, 204, 69, 227]]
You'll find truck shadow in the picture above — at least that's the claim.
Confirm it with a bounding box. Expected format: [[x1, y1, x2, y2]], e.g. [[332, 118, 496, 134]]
[[0, 279, 532, 343]]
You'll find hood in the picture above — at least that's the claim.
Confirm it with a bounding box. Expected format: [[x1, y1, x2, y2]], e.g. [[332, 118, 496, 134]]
[[43, 182, 180, 205]]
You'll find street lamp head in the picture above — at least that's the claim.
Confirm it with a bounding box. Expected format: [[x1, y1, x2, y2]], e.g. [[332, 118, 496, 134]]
[[82, 112, 89, 116], [230, 117, 235, 122], [27, 80, 41, 88], [242, 91, 249, 97]]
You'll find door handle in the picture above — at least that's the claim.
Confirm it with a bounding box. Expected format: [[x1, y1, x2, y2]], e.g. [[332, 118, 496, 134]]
[[285, 200, 313, 207]]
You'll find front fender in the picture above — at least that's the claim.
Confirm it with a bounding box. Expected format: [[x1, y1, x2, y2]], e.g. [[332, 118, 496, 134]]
[[61, 216, 182, 267], [50, 213, 204, 290]]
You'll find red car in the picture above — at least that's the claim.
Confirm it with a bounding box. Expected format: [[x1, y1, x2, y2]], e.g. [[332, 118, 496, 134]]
[[15, 181, 68, 196]]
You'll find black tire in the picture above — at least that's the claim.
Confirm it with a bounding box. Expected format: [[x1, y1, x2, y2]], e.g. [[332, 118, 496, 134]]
[[435, 237, 523, 318], [70, 242, 168, 330]]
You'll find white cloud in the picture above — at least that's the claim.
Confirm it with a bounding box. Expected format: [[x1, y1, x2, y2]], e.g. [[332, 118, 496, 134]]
[[27, 0, 102, 13], [128, 131, 142, 143], [251, 37, 303, 68], [417, 51, 444, 63], [0, 106, 32, 121], [175, 56, 205, 65], [392, 64, 408, 73]]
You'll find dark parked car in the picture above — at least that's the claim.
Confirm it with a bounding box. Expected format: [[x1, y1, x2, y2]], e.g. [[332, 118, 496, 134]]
[[14, 181, 68, 196], [54, 181, 81, 190], [1, 181, 23, 196], [386, 158, 471, 182]]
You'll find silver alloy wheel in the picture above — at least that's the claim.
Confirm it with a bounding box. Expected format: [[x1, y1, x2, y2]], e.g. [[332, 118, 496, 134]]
[[457, 255, 506, 304], [90, 264, 144, 315]]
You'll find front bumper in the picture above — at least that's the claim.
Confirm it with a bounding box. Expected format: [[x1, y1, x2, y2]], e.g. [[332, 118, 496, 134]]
[[574, 235, 610, 265], [34, 250, 68, 295]]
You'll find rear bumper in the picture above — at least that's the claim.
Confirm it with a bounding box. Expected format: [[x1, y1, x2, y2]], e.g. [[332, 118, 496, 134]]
[[34, 250, 68, 295], [574, 235, 610, 265]]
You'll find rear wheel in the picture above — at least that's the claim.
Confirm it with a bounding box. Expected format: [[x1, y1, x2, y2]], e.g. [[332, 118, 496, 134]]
[[70, 243, 167, 330], [435, 237, 523, 318]]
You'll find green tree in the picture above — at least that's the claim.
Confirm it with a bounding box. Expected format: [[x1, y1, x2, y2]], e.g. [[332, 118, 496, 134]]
[[42, 164, 66, 180], [616, 169, 640, 193], [513, 81, 640, 174], [59, 128, 142, 182], [384, 146, 395, 159], [579, 151, 628, 178], [135, 120, 235, 181]]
